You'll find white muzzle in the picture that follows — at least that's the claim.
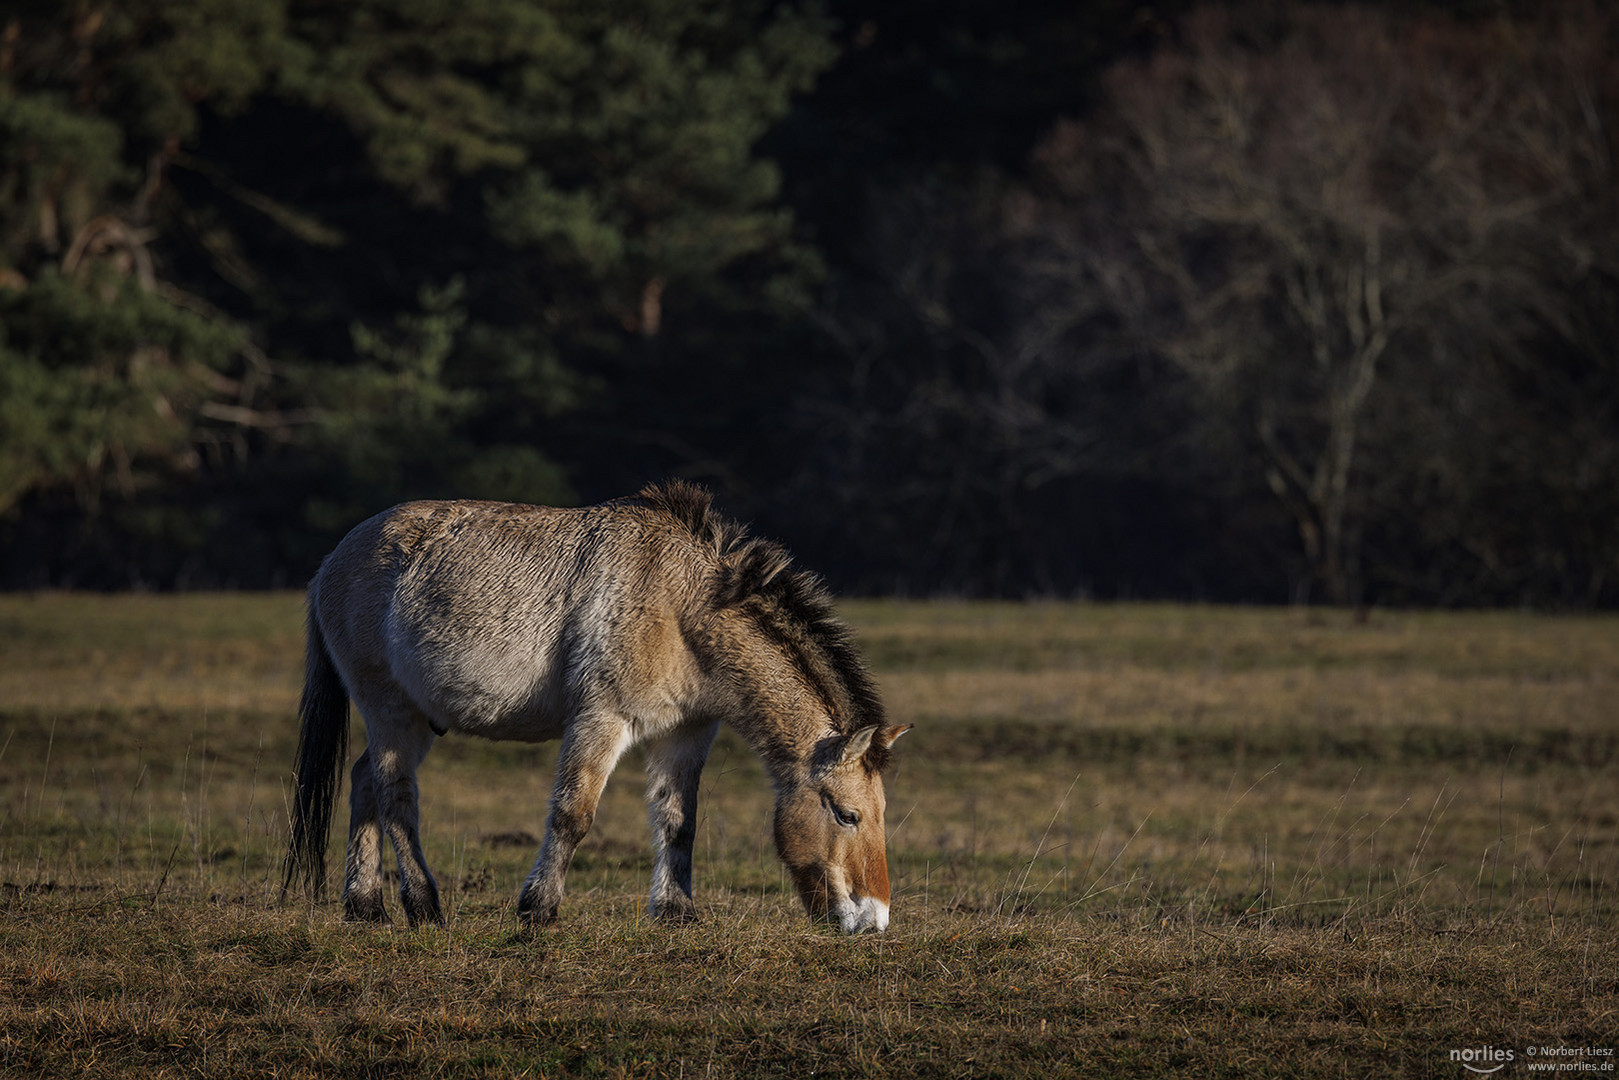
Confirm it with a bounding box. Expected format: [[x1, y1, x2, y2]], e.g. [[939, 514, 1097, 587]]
[[834, 896, 890, 933]]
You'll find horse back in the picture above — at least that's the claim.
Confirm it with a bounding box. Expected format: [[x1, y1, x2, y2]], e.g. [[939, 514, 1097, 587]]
[[311, 499, 714, 741]]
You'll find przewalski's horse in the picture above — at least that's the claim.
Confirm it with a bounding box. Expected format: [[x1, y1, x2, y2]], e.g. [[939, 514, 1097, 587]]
[[282, 482, 910, 933]]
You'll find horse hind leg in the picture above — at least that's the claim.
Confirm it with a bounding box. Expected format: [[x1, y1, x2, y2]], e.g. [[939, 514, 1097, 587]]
[[343, 748, 388, 922], [352, 691, 444, 927], [644, 720, 719, 923]]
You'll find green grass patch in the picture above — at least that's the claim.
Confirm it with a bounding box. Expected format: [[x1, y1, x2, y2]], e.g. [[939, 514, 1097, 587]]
[[1, 595, 1615, 1076]]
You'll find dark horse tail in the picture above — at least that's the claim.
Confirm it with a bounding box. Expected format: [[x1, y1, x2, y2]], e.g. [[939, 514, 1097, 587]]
[[281, 605, 349, 901]]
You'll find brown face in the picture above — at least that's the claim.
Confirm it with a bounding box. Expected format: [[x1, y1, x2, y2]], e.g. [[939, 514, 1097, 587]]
[[773, 724, 911, 933]]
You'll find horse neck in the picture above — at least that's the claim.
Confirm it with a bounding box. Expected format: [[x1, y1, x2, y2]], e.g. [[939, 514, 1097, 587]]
[[700, 612, 831, 792]]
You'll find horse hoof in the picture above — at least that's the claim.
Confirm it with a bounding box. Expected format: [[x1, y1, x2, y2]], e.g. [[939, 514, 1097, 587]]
[[652, 902, 699, 925], [517, 905, 560, 931], [343, 897, 390, 924]]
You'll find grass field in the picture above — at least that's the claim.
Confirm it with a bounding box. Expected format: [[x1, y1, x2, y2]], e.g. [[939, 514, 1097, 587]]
[[1, 593, 1615, 1077]]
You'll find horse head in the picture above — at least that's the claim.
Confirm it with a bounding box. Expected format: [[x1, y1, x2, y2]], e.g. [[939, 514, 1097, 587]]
[[773, 723, 912, 933]]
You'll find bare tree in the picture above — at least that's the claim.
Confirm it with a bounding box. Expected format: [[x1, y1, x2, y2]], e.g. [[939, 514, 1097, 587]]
[[799, 175, 1187, 594], [789, 1, 1617, 603], [1031, 2, 1618, 603]]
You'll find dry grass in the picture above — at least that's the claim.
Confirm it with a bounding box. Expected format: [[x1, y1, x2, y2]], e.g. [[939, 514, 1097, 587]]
[[1, 594, 1615, 1077]]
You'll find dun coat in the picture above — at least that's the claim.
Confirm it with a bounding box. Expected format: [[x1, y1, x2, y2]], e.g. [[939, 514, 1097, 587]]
[[282, 481, 910, 932]]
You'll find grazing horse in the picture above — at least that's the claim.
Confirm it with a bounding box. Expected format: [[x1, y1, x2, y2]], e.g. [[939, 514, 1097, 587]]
[[282, 482, 910, 933]]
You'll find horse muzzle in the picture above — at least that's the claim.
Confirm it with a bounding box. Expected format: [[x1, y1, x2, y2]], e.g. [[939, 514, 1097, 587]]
[[833, 895, 890, 933]]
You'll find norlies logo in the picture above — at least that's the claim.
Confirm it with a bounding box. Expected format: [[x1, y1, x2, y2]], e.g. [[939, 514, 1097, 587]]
[[1453, 1047, 1516, 1074]]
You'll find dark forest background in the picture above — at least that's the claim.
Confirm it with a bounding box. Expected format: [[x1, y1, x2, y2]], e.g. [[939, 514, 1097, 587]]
[[1, 0, 1615, 605]]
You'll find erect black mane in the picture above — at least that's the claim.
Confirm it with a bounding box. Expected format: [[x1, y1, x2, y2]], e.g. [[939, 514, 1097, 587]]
[[639, 481, 890, 762], [638, 480, 789, 604], [639, 480, 746, 556]]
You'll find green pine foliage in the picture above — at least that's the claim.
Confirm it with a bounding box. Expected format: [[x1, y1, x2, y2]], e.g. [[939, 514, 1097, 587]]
[[0, 270, 242, 513], [0, 0, 836, 585]]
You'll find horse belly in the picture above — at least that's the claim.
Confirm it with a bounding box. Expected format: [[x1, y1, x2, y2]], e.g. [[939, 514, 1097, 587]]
[[390, 627, 569, 742], [397, 645, 687, 744]]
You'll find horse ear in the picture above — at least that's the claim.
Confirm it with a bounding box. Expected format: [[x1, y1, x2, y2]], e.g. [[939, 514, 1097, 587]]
[[838, 723, 913, 773], [839, 725, 878, 766], [877, 724, 913, 750]]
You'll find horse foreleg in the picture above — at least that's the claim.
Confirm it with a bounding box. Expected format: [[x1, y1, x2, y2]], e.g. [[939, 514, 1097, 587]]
[[342, 748, 388, 922], [518, 715, 631, 928], [643, 720, 719, 922]]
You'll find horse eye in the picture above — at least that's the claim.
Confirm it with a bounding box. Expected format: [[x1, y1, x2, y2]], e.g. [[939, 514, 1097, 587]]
[[829, 802, 860, 828]]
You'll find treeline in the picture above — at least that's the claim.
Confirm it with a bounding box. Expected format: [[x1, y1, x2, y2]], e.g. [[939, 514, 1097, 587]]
[[1, 0, 1615, 605]]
